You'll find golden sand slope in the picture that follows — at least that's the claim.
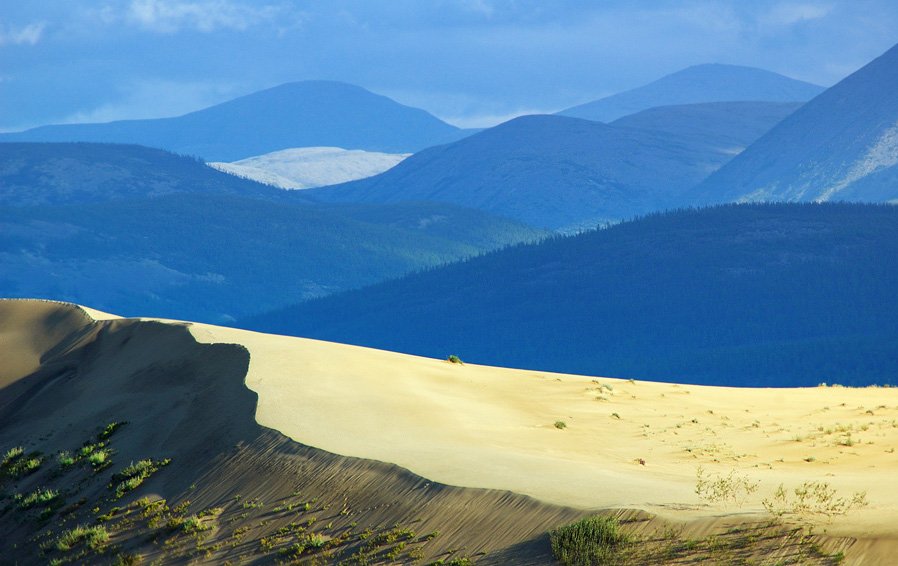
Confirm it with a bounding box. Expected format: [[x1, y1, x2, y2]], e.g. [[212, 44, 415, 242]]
[[145, 317, 896, 542]]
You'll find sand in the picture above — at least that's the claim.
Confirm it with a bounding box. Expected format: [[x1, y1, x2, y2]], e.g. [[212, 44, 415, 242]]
[[4, 299, 896, 563], [173, 317, 898, 541], [0, 299, 583, 564]]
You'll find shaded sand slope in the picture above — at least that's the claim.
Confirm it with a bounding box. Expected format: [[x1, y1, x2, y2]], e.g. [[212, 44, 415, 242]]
[[0, 300, 583, 564]]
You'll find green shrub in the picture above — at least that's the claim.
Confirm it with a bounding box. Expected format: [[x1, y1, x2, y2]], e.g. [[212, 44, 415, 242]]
[[447, 354, 463, 364], [549, 515, 632, 566], [110, 458, 171, 498], [99, 421, 126, 440], [1, 446, 24, 467], [57, 451, 76, 468], [306, 533, 327, 548], [56, 525, 109, 551], [18, 487, 60, 509], [555, 421, 567, 429], [88, 449, 112, 469], [4, 452, 42, 478]]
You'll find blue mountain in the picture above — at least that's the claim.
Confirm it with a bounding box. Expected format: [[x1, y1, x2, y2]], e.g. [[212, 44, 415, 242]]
[[559, 63, 823, 122], [0, 142, 544, 322], [693, 43, 898, 204], [308, 102, 800, 231], [0, 81, 468, 161]]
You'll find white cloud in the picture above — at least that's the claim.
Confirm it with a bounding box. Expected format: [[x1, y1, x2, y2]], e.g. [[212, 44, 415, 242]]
[[762, 3, 833, 26], [457, 0, 496, 18], [0, 22, 46, 46], [123, 0, 293, 33]]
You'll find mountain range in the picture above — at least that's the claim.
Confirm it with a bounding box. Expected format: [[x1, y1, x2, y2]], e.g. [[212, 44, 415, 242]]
[[0, 143, 544, 322], [0, 81, 469, 161], [307, 102, 801, 230], [558, 63, 823, 122], [693, 43, 898, 204], [0, 142, 295, 206], [242, 203, 898, 387]]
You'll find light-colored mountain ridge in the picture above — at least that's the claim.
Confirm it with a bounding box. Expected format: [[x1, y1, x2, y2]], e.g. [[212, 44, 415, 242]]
[[209, 146, 410, 189]]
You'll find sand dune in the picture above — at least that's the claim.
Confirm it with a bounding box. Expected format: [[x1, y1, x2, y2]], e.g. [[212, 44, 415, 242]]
[[2, 299, 896, 564], [187, 321, 898, 536]]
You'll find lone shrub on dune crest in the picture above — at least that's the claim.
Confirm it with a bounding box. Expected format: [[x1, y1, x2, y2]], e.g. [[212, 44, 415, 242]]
[[447, 354, 464, 364]]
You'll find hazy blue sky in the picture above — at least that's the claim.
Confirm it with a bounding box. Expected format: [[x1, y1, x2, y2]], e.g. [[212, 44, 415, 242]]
[[3, 1, 897, 130]]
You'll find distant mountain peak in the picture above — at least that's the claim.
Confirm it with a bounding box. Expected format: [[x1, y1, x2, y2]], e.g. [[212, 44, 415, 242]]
[[559, 63, 823, 122], [0, 81, 467, 161], [693, 41, 898, 205]]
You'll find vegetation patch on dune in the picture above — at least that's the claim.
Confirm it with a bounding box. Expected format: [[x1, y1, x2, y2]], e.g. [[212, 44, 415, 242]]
[[111, 458, 172, 499], [550, 515, 633, 565], [2, 422, 471, 565], [549, 513, 850, 565], [1, 446, 43, 479]]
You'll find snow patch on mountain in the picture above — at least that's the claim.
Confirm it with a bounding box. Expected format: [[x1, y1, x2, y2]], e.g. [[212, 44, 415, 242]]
[[818, 120, 898, 201], [209, 147, 410, 189]]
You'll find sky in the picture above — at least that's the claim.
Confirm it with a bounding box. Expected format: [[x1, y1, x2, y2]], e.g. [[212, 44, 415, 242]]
[[2, 0, 897, 131]]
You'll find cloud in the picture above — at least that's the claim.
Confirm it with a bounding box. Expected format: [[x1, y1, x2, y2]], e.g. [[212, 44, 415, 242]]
[[456, 0, 496, 18], [0, 21, 45, 46], [123, 0, 295, 33], [762, 3, 833, 26]]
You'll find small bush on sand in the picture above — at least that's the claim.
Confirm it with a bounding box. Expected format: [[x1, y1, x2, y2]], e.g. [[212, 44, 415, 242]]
[[2, 446, 24, 467], [763, 481, 868, 528], [99, 421, 126, 440], [17, 487, 60, 509], [88, 449, 112, 469], [111, 458, 171, 498], [56, 525, 109, 551], [550, 515, 632, 566], [3, 449, 42, 478], [57, 451, 76, 468], [695, 466, 759, 509], [447, 354, 463, 364]]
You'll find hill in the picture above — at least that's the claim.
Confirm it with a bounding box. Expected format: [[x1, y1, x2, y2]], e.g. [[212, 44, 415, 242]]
[[0, 142, 299, 206], [693, 43, 898, 204], [610, 101, 802, 153], [208, 146, 410, 189], [2, 300, 895, 564], [0, 143, 544, 322], [0, 195, 543, 323], [242, 203, 898, 387], [307, 106, 801, 231], [0, 81, 468, 161], [559, 63, 823, 122]]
